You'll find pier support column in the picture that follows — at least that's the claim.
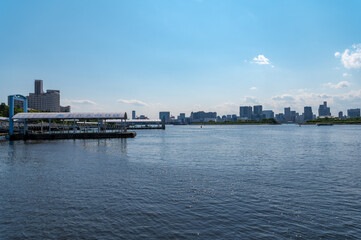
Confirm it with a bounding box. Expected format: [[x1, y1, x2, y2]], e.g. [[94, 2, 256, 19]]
[[162, 118, 165, 130]]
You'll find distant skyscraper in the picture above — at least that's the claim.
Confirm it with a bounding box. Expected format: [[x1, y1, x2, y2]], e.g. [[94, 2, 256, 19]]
[[253, 105, 263, 115], [275, 113, 285, 123], [239, 106, 252, 119], [159, 111, 171, 123], [132, 110, 136, 119], [284, 107, 291, 117], [284, 107, 297, 123], [338, 111, 343, 119], [347, 108, 360, 118], [303, 106, 313, 122], [318, 101, 331, 117], [252, 105, 264, 121], [34, 79, 44, 95]]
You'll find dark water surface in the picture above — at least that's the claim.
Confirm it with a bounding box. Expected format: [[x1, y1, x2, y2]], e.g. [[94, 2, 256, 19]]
[[1, 125, 361, 239]]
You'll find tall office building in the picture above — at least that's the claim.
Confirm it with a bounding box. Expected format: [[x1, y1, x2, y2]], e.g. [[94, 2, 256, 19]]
[[28, 80, 69, 112], [303, 106, 313, 122], [252, 105, 264, 121], [34, 80, 44, 94], [284, 107, 297, 123], [318, 101, 331, 117], [284, 107, 291, 117], [253, 105, 263, 115], [239, 106, 252, 119], [132, 110, 136, 119]]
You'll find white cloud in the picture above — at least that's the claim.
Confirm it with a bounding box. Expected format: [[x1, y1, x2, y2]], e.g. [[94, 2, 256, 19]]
[[252, 55, 270, 65], [62, 99, 104, 112], [67, 99, 96, 105], [250, 87, 257, 90], [242, 96, 259, 104], [271, 94, 295, 102], [326, 81, 350, 89], [343, 73, 352, 77], [117, 98, 149, 107], [335, 44, 361, 69]]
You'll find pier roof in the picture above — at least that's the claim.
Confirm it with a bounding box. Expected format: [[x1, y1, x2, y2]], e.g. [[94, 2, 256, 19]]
[[0, 117, 9, 121], [13, 112, 127, 120]]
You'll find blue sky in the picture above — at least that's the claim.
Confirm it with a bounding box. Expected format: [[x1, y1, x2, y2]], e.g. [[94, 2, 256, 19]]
[[1, 0, 361, 118]]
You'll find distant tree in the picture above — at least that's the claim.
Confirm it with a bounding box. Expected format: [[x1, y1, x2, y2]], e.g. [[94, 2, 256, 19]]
[[0, 103, 9, 117], [0, 103, 24, 117]]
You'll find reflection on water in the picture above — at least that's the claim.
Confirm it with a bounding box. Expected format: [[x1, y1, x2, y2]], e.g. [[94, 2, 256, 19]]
[[1, 125, 361, 239]]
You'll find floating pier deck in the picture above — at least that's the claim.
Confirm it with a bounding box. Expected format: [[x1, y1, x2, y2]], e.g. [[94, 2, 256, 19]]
[[9, 131, 136, 141], [7, 112, 137, 141]]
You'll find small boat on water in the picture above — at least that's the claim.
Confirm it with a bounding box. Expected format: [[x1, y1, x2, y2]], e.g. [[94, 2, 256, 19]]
[[316, 123, 334, 126]]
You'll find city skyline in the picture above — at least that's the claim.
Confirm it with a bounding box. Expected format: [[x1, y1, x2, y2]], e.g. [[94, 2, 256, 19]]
[[1, 0, 361, 118]]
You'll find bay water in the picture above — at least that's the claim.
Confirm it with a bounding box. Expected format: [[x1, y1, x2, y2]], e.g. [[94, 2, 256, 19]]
[[1, 125, 361, 239]]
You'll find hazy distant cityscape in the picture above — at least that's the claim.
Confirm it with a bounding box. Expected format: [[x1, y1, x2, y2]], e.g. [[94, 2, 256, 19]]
[[3, 79, 360, 124]]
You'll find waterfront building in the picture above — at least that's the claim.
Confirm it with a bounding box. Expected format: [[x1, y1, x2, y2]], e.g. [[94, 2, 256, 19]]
[[176, 113, 186, 124], [338, 111, 343, 119], [159, 111, 171, 123], [284, 107, 291, 117], [284, 107, 297, 123], [303, 106, 313, 122], [60, 105, 71, 112], [191, 111, 217, 123], [132, 110, 136, 119], [318, 101, 331, 117], [262, 110, 274, 119], [347, 108, 360, 118], [27, 80, 70, 112], [239, 106, 252, 120], [275, 113, 285, 123], [232, 114, 237, 122], [253, 105, 262, 115], [252, 105, 264, 121]]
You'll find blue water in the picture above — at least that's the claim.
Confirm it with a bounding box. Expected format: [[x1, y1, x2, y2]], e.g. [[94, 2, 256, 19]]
[[1, 125, 361, 239]]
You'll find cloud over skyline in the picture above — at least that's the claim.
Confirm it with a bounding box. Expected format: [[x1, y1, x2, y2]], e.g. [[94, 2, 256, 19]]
[[117, 99, 149, 107], [65, 99, 97, 105], [335, 44, 361, 69], [326, 81, 350, 89]]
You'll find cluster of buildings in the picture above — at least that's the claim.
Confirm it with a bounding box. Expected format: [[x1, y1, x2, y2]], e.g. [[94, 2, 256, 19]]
[[156, 101, 360, 124], [9, 80, 70, 112], [131, 110, 149, 120], [5, 80, 360, 124]]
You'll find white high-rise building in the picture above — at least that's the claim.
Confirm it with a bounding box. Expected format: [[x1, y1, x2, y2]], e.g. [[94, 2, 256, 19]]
[[28, 80, 69, 112]]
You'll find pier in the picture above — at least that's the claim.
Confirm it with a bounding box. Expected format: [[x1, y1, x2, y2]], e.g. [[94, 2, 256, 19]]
[[8, 112, 136, 141]]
